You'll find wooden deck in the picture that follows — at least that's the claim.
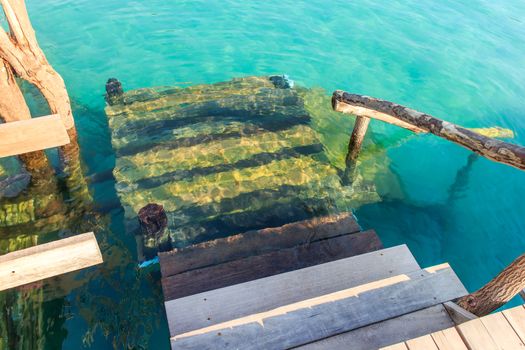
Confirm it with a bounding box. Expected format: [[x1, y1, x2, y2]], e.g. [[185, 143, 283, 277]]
[[382, 305, 525, 349], [0, 232, 103, 291], [0, 114, 70, 157], [160, 213, 474, 349]]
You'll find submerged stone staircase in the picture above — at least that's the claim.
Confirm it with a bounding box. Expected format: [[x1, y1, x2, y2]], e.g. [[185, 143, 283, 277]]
[[159, 213, 467, 350]]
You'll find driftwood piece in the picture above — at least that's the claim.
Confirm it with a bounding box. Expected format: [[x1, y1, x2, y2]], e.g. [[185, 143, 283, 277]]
[[456, 252, 525, 316], [332, 91, 525, 171]]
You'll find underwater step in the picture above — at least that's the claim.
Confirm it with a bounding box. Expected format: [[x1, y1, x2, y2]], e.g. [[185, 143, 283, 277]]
[[161, 229, 382, 300], [106, 76, 379, 260]]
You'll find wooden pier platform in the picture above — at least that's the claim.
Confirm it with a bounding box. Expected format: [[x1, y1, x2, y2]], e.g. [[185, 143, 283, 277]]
[[160, 213, 472, 349], [383, 304, 525, 349]]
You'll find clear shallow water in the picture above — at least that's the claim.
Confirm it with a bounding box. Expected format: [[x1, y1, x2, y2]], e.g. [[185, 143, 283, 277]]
[[2, 0, 525, 348]]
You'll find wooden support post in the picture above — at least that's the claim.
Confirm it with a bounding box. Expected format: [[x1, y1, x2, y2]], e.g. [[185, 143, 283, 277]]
[[332, 90, 525, 171], [456, 252, 525, 316], [342, 115, 370, 184], [0, 0, 81, 170]]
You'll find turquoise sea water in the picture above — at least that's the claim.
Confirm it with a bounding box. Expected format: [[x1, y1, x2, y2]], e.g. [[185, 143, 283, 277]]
[[3, 0, 525, 348]]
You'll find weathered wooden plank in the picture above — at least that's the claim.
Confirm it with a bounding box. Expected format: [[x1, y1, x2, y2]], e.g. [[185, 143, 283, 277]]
[[443, 301, 477, 324], [456, 318, 498, 350], [0, 114, 70, 157], [431, 327, 468, 350], [159, 213, 361, 277], [0, 232, 102, 291], [162, 230, 382, 300], [298, 305, 454, 350], [332, 91, 525, 171], [166, 245, 419, 337], [405, 335, 439, 350], [480, 312, 525, 349], [503, 305, 525, 343], [170, 264, 466, 349]]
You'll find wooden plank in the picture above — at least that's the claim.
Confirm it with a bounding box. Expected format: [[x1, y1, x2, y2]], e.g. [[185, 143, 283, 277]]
[[162, 229, 382, 300], [0, 115, 70, 157], [443, 301, 477, 324], [159, 213, 361, 277], [165, 245, 420, 336], [431, 327, 468, 350], [0, 232, 102, 291], [457, 318, 499, 350], [169, 264, 467, 349], [380, 343, 409, 350], [480, 312, 525, 349], [299, 305, 454, 350], [503, 306, 525, 343], [405, 335, 439, 349]]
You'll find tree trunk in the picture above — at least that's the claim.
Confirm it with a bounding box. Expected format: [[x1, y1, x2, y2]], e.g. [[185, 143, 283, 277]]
[[0, 59, 51, 173], [457, 253, 525, 316]]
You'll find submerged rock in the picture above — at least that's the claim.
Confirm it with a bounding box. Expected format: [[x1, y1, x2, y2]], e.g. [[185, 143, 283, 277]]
[[0, 173, 31, 199]]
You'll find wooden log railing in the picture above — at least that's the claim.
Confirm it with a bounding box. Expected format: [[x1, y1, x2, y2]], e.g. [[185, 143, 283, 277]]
[[333, 90, 525, 316], [332, 90, 525, 171]]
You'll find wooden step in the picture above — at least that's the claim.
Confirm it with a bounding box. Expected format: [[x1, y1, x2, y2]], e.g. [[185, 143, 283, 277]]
[[169, 263, 467, 349], [0, 232, 102, 291], [165, 244, 420, 337], [298, 304, 455, 350], [162, 229, 382, 300], [0, 115, 70, 158], [159, 212, 361, 277]]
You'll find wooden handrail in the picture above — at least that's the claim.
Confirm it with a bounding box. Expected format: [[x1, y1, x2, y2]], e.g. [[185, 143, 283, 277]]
[[332, 90, 525, 171]]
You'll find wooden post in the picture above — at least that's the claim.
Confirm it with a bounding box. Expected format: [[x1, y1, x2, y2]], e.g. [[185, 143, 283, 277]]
[[332, 90, 525, 171], [0, 59, 51, 174], [0, 0, 80, 168], [342, 116, 370, 184], [456, 252, 525, 316]]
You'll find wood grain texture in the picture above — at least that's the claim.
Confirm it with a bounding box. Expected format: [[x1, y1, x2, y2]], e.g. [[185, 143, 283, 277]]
[[457, 318, 499, 350], [480, 312, 525, 349], [159, 213, 361, 277], [332, 91, 525, 171], [298, 305, 454, 350], [503, 306, 525, 343], [166, 245, 420, 337], [405, 335, 439, 350], [169, 264, 467, 349], [457, 253, 525, 316], [380, 343, 409, 350], [431, 327, 468, 350], [162, 229, 382, 300], [0, 232, 102, 291], [0, 114, 70, 157]]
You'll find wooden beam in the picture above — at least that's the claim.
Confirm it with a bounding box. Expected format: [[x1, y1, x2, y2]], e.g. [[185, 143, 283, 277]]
[[332, 91, 525, 171], [0, 232, 102, 291], [0, 114, 70, 158]]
